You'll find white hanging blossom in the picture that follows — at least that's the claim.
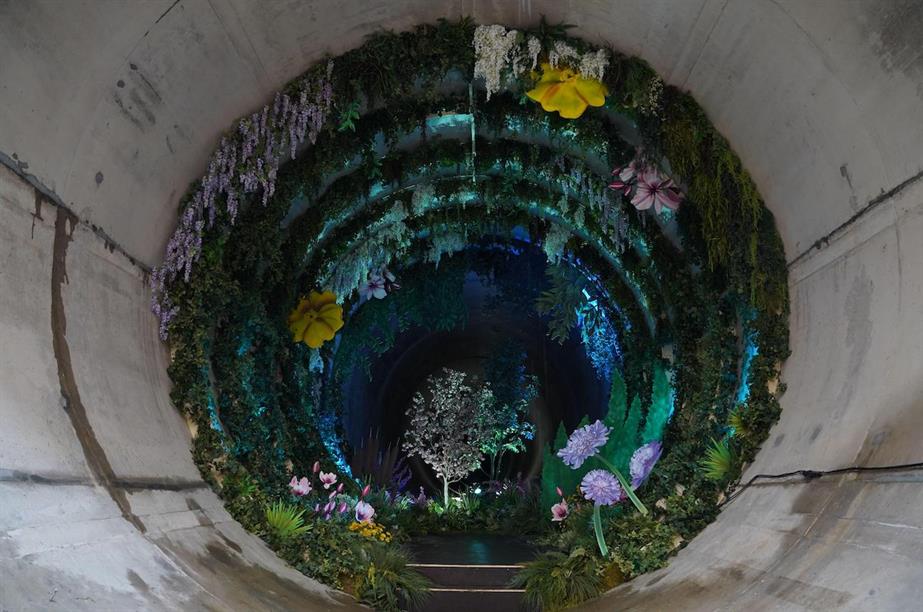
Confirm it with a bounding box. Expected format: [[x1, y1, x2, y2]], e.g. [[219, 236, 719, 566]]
[[579, 48, 609, 81], [527, 36, 542, 70], [543, 224, 572, 264], [473, 24, 520, 100], [548, 41, 580, 69], [411, 182, 436, 216]]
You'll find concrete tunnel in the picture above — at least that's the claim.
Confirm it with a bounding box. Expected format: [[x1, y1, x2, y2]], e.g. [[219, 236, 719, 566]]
[[1, 1, 922, 610]]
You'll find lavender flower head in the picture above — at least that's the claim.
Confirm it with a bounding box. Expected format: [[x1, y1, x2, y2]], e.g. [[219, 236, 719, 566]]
[[557, 420, 610, 468], [581, 469, 622, 506], [630, 441, 663, 488]]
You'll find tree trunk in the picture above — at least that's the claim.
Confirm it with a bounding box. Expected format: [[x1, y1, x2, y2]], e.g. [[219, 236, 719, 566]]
[[443, 477, 450, 508]]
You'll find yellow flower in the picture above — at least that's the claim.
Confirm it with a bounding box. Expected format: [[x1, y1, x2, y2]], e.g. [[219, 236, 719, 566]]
[[287, 290, 344, 348], [526, 63, 608, 119]]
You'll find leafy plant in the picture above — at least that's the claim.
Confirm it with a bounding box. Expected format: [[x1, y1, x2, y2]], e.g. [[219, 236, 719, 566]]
[[480, 342, 538, 481], [536, 264, 587, 343], [337, 100, 361, 132], [265, 501, 311, 539], [700, 438, 736, 482], [512, 547, 603, 612], [354, 545, 432, 611]]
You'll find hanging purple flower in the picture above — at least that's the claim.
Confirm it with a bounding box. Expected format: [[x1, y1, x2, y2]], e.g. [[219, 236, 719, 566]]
[[355, 500, 375, 524], [551, 499, 569, 522], [630, 441, 664, 488], [581, 470, 623, 506], [557, 420, 611, 468], [337, 501, 349, 514]]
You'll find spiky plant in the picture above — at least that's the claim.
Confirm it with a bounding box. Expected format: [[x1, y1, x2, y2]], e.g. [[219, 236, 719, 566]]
[[512, 547, 602, 612], [700, 438, 736, 482], [355, 546, 431, 611], [728, 408, 745, 436], [265, 501, 311, 539]]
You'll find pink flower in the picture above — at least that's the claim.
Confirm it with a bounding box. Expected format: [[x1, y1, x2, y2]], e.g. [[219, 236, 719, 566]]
[[319, 471, 337, 489], [337, 501, 349, 514], [555, 486, 565, 498], [361, 484, 371, 498], [323, 501, 336, 518], [360, 272, 387, 300], [355, 500, 375, 524], [631, 171, 683, 214], [289, 476, 312, 496], [551, 499, 569, 522], [312, 461, 320, 474], [359, 268, 399, 300]]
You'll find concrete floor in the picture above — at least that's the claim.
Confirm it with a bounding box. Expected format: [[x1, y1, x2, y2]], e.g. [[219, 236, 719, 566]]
[[1, 1, 922, 610]]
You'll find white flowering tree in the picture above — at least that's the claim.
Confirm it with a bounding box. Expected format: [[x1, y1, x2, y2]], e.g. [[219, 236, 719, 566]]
[[403, 368, 494, 507]]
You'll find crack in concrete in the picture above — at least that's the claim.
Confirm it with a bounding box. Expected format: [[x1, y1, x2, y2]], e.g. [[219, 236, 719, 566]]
[[50, 204, 147, 533]]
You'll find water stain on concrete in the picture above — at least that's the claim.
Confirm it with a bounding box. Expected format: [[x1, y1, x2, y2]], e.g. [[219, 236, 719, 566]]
[[50, 206, 146, 534]]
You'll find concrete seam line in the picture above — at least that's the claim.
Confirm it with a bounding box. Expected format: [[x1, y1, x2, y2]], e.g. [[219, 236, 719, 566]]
[[50, 203, 147, 533], [0, 150, 152, 274], [787, 167, 923, 269]]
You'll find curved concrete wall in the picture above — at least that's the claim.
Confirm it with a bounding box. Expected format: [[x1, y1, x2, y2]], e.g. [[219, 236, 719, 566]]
[[1, 1, 921, 610]]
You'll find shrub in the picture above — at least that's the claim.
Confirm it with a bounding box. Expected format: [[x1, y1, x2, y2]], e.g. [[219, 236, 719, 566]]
[[354, 545, 431, 611], [513, 547, 603, 612]]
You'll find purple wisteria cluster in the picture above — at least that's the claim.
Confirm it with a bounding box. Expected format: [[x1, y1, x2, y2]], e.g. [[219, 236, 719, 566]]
[[151, 62, 335, 340], [556, 419, 610, 468]]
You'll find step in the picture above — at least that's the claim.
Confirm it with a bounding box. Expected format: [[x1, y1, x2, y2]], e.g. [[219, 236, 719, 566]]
[[416, 589, 530, 612], [409, 562, 523, 588]]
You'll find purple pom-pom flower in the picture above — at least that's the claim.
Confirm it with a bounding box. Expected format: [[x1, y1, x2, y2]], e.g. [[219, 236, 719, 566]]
[[557, 420, 611, 468], [581, 469, 623, 506], [630, 441, 663, 488]]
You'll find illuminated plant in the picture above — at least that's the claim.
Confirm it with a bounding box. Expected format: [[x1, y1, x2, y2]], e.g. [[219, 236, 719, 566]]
[[403, 368, 494, 506]]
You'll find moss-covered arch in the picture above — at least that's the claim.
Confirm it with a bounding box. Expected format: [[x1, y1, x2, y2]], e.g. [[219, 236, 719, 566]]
[[157, 18, 789, 607]]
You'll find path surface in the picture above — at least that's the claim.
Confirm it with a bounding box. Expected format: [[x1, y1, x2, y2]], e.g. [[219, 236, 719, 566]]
[[406, 535, 542, 611]]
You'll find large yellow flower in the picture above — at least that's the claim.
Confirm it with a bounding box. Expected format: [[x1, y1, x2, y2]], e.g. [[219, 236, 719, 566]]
[[287, 290, 344, 349], [526, 63, 608, 119]]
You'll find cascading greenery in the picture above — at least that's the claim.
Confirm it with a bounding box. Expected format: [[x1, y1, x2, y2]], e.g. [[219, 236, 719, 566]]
[[158, 17, 790, 610]]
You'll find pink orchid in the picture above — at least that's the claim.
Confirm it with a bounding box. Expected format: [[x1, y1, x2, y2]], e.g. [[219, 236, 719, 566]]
[[312, 461, 320, 474], [319, 471, 337, 489], [361, 484, 371, 498], [551, 499, 569, 522], [555, 486, 564, 498], [631, 171, 683, 214], [355, 500, 375, 524], [289, 476, 312, 496]]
